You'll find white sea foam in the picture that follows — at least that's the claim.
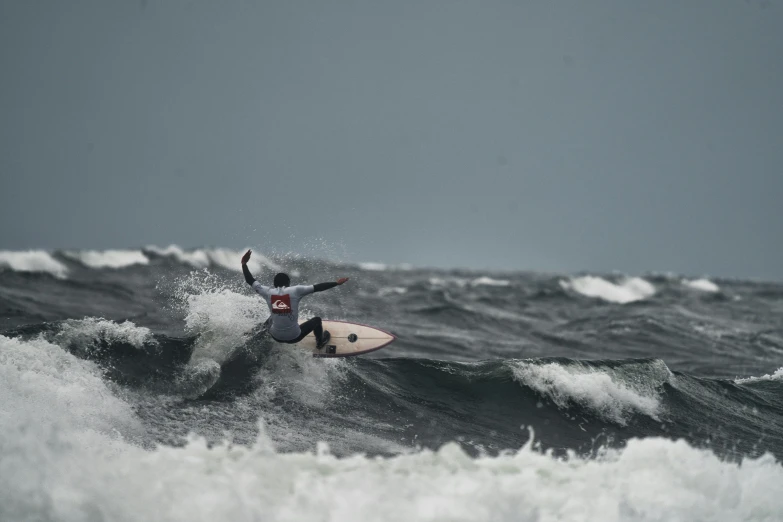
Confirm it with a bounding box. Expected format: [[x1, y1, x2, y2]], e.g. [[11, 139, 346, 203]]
[[683, 278, 721, 293], [735, 367, 783, 384], [203, 247, 280, 273], [65, 249, 150, 269], [559, 276, 656, 304], [359, 262, 388, 271], [145, 244, 211, 268], [2, 420, 782, 522], [359, 262, 414, 272], [185, 289, 266, 363], [0, 334, 141, 438], [471, 276, 510, 287], [53, 317, 156, 350], [429, 277, 469, 288], [510, 361, 664, 425], [378, 286, 407, 297], [174, 272, 268, 364], [1, 336, 782, 522], [0, 250, 68, 278], [145, 245, 280, 273]]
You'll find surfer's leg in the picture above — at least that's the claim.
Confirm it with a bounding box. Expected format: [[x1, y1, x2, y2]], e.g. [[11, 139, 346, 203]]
[[293, 317, 324, 344]]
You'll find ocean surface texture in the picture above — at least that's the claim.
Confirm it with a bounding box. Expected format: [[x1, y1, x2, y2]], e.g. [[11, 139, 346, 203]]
[[2, 247, 783, 521]]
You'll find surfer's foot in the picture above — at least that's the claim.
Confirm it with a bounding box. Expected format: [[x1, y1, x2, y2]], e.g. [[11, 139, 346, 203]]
[[316, 331, 331, 349]]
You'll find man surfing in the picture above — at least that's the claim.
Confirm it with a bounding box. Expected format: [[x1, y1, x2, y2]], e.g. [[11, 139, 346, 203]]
[[241, 249, 348, 348]]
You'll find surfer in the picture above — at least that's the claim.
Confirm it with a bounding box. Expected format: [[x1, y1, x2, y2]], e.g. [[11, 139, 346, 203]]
[[241, 249, 348, 348]]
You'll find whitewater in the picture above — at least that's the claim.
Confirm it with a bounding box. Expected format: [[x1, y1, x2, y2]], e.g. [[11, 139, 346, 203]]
[[2, 246, 783, 521]]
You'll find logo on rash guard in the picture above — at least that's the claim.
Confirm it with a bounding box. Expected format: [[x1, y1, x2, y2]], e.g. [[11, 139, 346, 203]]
[[271, 294, 292, 314]]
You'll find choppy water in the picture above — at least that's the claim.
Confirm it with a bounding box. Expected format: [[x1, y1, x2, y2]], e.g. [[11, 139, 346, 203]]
[[2, 247, 783, 521]]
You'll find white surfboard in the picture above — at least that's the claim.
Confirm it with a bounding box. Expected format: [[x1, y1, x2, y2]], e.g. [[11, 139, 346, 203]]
[[294, 320, 396, 357]]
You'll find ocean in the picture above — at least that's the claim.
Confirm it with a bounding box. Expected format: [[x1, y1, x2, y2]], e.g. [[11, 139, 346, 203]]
[[2, 246, 782, 521]]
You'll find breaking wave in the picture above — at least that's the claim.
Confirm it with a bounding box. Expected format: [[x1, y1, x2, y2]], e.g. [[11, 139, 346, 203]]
[[145, 245, 280, 272], [471, 276, 510, 287], [0, 250, 68, 278], [53, 317, 157, 350], [735, 367, 783, 384], [510, 359, 666, 425], [683, 278, 721, 293], [65, 249, 150, 269], [3, 249, 783, 521], [2, 335, 782, 522], [559, 276, 656, 304]]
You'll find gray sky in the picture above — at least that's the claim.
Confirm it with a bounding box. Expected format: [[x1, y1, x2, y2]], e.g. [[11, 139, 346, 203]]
[[1, 0, 781, 279]]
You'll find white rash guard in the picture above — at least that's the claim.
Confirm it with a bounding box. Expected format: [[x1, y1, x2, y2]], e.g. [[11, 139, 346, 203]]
[[251, 282, 315, 341]]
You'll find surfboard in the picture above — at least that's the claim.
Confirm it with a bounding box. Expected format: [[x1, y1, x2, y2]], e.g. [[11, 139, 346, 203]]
[[294, 320, 396, 358]]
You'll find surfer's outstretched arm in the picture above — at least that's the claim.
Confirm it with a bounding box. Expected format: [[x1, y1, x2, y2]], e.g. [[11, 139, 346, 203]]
[[241, 249, 255, 285], [313, 278, 349, 293]]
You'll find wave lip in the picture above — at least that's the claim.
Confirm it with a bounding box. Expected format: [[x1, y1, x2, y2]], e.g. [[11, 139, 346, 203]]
[[65, 249, 150, 269], [559, 276, 656, 304], [510, 360, 665, 425], [683, 278, 720, 293], [0, 250, 68, 278]]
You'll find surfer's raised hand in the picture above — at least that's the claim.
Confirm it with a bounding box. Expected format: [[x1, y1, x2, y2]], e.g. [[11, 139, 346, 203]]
[[336, 277, 349, 285], [241, 249, 252, 265]]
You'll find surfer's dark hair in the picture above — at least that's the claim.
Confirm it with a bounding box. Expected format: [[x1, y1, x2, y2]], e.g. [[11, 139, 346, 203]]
[[273, 273, 290, 287]]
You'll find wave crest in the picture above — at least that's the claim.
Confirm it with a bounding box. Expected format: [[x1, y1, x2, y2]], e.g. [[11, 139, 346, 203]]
[[510, 360, 666, 425], [735, 367, 783, 384], [471, 276, 510, 287], [559, 276, 656, 304], [0, 250, 68, 278], [53, 317, 157, 351], [65, 249, 150, 269], [145, 245, 280, 272], [0, 334, 140, 436], [174, 271, 267, 364], [683, 278, 721, 293]]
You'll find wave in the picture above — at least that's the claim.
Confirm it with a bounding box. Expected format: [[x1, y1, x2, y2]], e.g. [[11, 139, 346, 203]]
[[53, 317, 157, 350], [2, 415, 781, 522], [471, 276, 510, 287], [0, 246, 282, 275], [145, 244, 280, 272], [173, 271, 268, 364], [144, 244, 211, 267], [0, 250, 68, 278], [198, 247, 280, 273], [358, 261, 388, 271], [378, 286, 407, 297], [683, 278, 721, 293], [64, 249, 150, 269], [358, 262, 414, 271], [0, 334, 142, 437], [509, 359, 667, 425], [427, 276, 511, 288], [735, 367, 783, 384], [559, 276, 656, 304], [3, 331, 781, 522]]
